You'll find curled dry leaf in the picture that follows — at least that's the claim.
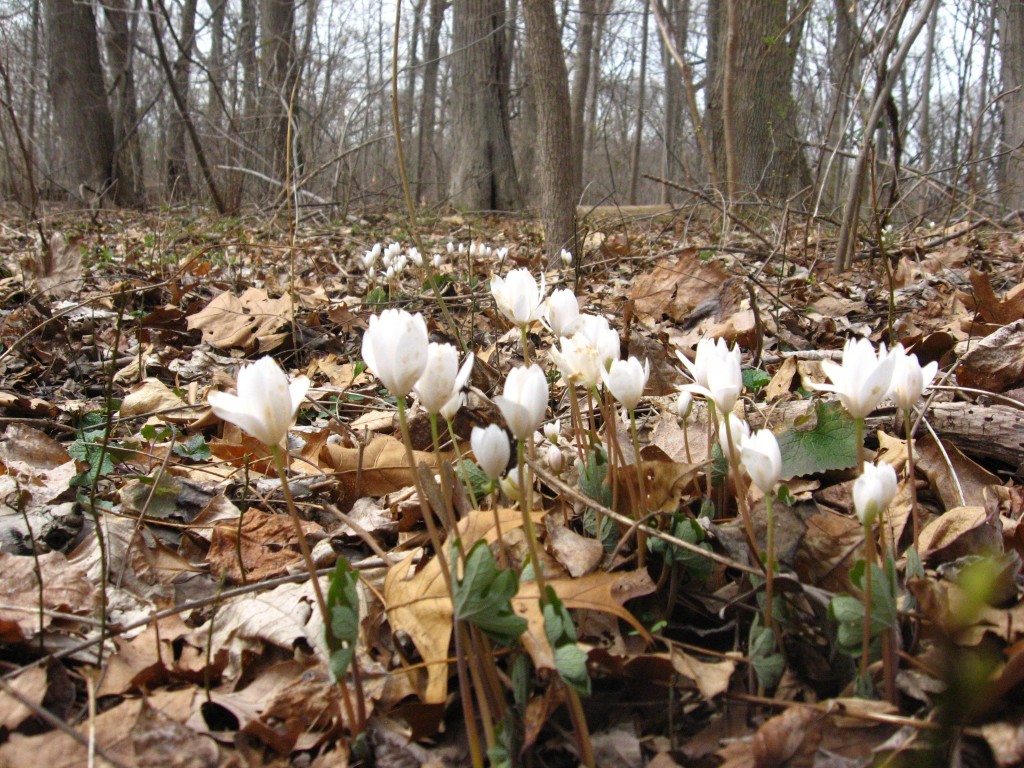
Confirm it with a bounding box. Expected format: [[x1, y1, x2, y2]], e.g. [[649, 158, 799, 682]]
[[186, 287, 294, 352]]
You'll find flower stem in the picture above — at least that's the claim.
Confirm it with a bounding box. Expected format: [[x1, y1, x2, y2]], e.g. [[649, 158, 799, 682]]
[[628, 409, 649, 568], [520, 324, 531, 365], [904, 408, 920, 552], [856, 417, 865, 476], [861, 518, 875, 685], [722, 416, 759, 564], [271, 445, 363, 731], [764, 491, 776, 631], [517, 437, 595, 767], [396, 397, 452, 590]]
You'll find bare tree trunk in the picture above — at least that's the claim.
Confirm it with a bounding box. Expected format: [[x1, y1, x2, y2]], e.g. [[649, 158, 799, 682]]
[[570, 0, 595, 190], [449, 0, 521, 210], [968, 0, 997, 199], [415, 0, 447, 201], [656, 0, 689, 202], [260, 0, 298, 186], [918, 0, 937, 216], [44, 0, 118, 204], [583, 0, 611, 179], [164, 0, 197, 199], [628, 0, 649, 204], [104, 0, 145, 207], [522, 0, 576, 264], [208, 0, 226, 131], [707, 0, 810, 201], [239, 0, 259, 158], [1000, 0, 1024, 209]]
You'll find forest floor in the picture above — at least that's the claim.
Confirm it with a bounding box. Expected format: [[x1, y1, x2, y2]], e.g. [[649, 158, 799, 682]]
[[0, 204, 1023, 767]]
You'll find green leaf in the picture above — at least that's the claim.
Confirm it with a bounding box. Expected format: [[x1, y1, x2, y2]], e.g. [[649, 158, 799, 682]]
[[542, 587, 591, 695], [829, 560, 897, 657], [456, 458, 492, 506], [453, 540, 527, 645], [742, 368, 772, 393], [648, 515, 713, 581], [776, 400, 857, 479], [325, 558, 360, 682], [173, 433, 211, 460], [748, 618, 783, 689]]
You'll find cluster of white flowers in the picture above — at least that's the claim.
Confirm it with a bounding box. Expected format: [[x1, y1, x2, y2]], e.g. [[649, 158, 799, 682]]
[[207, 257, 939, 538]]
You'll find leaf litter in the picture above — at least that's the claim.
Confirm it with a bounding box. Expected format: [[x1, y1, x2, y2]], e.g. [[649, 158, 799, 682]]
[[0, 210, 1021, 766]]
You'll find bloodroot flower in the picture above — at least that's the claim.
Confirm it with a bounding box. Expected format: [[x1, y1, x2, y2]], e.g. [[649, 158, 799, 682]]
[[208, 356, 309, 448]]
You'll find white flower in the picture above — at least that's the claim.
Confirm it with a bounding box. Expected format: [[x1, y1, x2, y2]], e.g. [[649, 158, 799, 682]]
[[853, 461, 898, 526], [677, 390, 693, 420], [812, 337, 896, 420], [550, 333, 604, 388], [544, 289, 580, 338], [208, 357, 309, 447], [602, 356, 650, 412], [407, 247, 423, 266], [414, 344, 474, 416], [472, 424, 511, 481], [491, 268, 547, 327], [432, 253, 444, 269], [741, 429, 782, 494], [889, 346, 938, 412], [544, 419, 561, 444], [574, 314, 620, 369], [679, 338, 742, 414], [718, 413, 750, 451], [546, 444, 565, 473], [560, 249, 573, 266], [494, 364, 548, 440], [361, 309, 429, 398], [677, 337, 734, 389]]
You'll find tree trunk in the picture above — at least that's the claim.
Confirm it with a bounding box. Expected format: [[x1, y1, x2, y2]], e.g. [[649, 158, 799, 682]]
[[104, 0, 146, 207], [415, 0, 448, 202], [627, 1, 649, 204], [522, 0, 576, 264], [570, 0, 595, 190], [165, 0, 197, 199], [449, 0, 521, 210], [583, 0, 611, 180], [1000, 0, 1024, 210], [918, 0, 937, 216], [44, 0, 118, 203], [706, 0, 810, 201], [657, 0, 690, 202], [260, 0, 298, 185]]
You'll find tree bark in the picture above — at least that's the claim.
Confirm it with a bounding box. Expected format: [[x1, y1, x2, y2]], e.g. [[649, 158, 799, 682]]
[[415, 0, 448, 202], [260, 0, 298, 185], [570, 0, 595, 190], [628, 1, 649, 204], [522, 0, 576, 264], [166, 0, 198, 199], [449, 0, 521, 210], [104, 0, 146, 207], [1000, 0, 1024, 210], [44, 0, 118, 204], [705, 0, 810, 201]]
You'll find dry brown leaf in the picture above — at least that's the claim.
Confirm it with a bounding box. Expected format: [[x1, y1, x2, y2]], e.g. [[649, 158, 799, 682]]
[[764, 356, 799, 402], [631, 249, 744, 327], [751, 705, 821, 768], [794, 508, 863, 593], [206, 506, 323, 583], [546, 514, 603, 577], [955, 319, 1024, 393], [918, 506, 1002, 562], [132, 696, 220, 768], [186, 287, 293, 352], [322, 434, 439, 498], [0, 687, 195, 768], [0, 391, 57, 419], [23, 231, 83, 299], [0, 666, 47, 730], [119, 378, 190, 422], [981, 718, 1024, 768], [383, 508, 652, 704], [915, 433, 1000, 510], [965, 270, 1024, 324], [0, 550, 98, 639]]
